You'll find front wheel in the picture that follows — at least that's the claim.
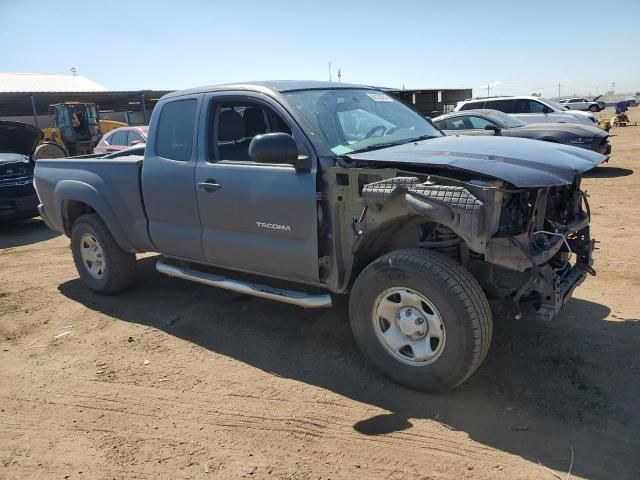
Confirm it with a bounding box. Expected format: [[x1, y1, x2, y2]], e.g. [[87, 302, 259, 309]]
[[71, 213, 136, 294], [349, 249, 493, 392]]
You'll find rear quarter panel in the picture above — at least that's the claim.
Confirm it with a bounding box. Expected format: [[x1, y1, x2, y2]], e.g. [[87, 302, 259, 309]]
[[34, 158, 153, 252]]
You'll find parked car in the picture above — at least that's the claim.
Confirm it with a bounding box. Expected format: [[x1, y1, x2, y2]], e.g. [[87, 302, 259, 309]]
[[558, 97, 602, 112], [35, 81, 605, 392], [0, 121, 41, 223], [455, 96, 598, 127], [433, 109, 611, 155], [93, 126, 148, 154]]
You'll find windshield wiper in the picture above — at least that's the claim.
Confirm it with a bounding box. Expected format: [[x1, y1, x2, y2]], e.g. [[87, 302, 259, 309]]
[[407, 134, 438, 142], [349, 135, 439, 154], [348, 141, 407, 154]]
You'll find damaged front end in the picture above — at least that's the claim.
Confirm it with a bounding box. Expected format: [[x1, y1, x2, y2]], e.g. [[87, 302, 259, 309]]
[[483, 180, 595, 321], [345, 172, 595, 322]]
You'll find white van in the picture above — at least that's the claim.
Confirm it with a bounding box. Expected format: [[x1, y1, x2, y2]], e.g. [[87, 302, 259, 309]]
[[454, 96, 598, 127]]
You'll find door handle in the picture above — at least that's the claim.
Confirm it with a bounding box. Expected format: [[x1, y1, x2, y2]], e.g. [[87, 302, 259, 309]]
[[197, 180, 222, 192]]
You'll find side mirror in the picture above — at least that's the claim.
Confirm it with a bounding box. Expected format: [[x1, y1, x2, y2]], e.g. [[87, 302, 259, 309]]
[[484, 124, 501, 134], [542, 106, 553, 114], [248, 133, 310, 170]]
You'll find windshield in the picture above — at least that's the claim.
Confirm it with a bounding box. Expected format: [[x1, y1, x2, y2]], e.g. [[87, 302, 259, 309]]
[[485, 110, 527, 128], [0, 153, 29, 163], [541, 98, 567, 111], [284, 89, 441, 155]]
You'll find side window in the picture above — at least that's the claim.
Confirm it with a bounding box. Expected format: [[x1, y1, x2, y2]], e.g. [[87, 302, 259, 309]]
[[209, 100, 292, 162], [109, 131, 128, 146], [433, 120, 445, 129], [528, 100, 546, 113], [513, 99, 544, 113], [489, 99, 516, 113], [459, 101, 485, 111], [445, 117, 471, 130], [127, 132, 145, 145], [155, 99, 197, 161], [467, 116, 496, 129]]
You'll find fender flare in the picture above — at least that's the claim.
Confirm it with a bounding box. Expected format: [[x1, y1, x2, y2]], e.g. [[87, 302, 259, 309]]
[[54, 180, 136, 252]]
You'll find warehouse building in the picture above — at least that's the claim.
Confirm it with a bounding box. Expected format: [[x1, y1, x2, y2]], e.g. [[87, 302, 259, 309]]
[[0, 73, 171, 127], [386, 87, 473, 117]]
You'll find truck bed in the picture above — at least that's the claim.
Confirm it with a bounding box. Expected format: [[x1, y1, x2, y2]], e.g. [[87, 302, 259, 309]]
[[34, 156, 153, 252]]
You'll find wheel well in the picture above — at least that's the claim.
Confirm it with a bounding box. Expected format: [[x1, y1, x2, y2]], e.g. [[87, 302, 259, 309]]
[[347, 218, 461, 291], [62, 200, 95, 235]]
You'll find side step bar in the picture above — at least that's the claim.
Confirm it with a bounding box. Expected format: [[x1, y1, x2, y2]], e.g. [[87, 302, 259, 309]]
[[156, 259, 332, 309]]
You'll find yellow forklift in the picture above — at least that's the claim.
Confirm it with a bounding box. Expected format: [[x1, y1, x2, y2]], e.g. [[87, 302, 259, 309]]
[[34, 102, 126, 160]]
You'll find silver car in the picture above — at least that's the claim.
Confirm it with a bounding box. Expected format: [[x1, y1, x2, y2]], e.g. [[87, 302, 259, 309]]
[[559, 98, 602, 112], [433, 109, 611, 156]]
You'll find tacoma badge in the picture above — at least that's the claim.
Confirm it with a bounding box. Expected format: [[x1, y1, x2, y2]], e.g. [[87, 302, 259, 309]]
[[256, 221, 292, 232]]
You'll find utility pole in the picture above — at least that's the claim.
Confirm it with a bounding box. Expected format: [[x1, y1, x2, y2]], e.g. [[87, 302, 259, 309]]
[[610, 81, 616, 93], [487, 84, 490, 97], [337, 69, 341, 83], [557, 81, 562, 99], [328, 62, 332, 82]]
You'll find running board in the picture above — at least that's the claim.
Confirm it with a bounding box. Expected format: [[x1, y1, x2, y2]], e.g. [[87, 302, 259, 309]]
[[156, 260, 332, 309]]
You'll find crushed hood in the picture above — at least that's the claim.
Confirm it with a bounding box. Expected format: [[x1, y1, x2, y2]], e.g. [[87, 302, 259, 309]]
[[0, 121, 43, 157], [348, 135, 606, 188]]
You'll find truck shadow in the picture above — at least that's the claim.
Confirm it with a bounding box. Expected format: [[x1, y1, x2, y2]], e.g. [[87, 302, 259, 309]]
[[0, 217, 61, 249], [58, 256, 640, 480], [583, 166, 633, 178]]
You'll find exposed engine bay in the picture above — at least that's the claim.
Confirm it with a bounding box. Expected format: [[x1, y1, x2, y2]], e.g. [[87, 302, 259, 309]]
[[323, 166, 595, 321]]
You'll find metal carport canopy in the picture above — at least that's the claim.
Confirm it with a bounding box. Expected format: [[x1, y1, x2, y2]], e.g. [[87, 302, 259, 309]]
[[0, 90, 173, 117]]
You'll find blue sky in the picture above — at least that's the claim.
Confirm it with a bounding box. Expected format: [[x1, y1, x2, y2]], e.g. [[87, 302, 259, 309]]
[[1, 0, 638, 97]]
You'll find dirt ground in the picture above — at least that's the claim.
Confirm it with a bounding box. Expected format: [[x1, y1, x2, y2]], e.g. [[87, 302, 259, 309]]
[[1, 109, 639, 480]]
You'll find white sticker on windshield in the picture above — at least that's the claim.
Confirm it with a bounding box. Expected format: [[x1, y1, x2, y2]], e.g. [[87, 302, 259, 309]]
[[331, 145, 353, 155], [366, 93, 393, 102]]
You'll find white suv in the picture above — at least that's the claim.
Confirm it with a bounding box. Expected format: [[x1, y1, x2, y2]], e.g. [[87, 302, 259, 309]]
[[454, 96, 598, 127]]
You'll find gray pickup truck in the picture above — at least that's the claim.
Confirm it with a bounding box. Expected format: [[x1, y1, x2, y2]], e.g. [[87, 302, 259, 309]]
[[35, 81, 605, 392]]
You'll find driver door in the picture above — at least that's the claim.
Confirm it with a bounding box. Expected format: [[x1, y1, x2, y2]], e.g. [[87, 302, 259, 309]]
[[194, 92, 320, 282]]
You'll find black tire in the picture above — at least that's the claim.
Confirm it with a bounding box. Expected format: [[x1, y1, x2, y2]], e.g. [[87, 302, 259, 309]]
[[349, 249, 492, 392], [589, 105, 599, 112], [33, 142, 67, 160], [70, 213, 135, 294]]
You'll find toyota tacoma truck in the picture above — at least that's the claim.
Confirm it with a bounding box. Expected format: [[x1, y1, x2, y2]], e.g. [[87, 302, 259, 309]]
[[34, 81, 605, 392]]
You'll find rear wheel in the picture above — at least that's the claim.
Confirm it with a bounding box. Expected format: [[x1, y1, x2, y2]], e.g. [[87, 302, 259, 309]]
[[71, 213, 135, 294], [349, 249, 492, 392], [589, 105, 599, 112], [33, 142, 67, 160]]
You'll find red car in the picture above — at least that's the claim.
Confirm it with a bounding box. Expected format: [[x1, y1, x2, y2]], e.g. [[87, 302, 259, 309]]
[[94, 126, 148, 154]]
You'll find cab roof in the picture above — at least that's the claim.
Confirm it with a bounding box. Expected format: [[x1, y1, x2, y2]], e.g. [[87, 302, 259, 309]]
[[162, 80, 372, 100]]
